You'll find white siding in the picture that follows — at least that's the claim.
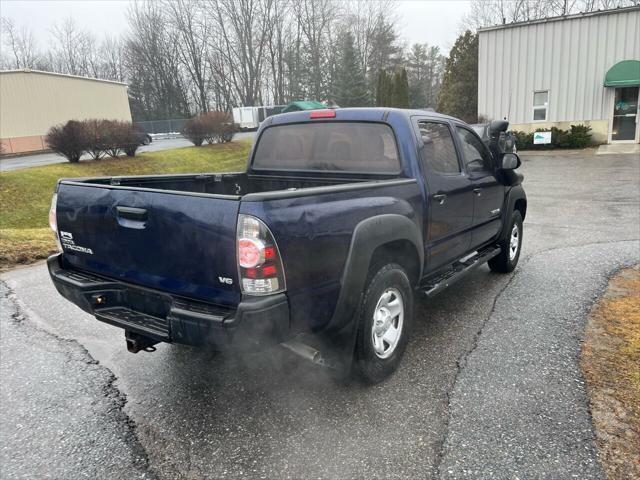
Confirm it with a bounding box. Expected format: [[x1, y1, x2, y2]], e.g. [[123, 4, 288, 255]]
[[478, 7, 640, 124]]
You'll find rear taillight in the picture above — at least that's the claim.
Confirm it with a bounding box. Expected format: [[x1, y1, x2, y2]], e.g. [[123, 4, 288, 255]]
[[49, 193, 62, 251], [237, 215, 285, 295]]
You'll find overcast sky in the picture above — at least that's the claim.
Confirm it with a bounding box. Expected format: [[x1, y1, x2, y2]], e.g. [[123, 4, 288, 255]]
[[1, 0, 471, 53]]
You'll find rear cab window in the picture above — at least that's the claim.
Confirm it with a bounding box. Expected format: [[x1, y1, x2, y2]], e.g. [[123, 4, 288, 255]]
[[251, 122, 401, 174]]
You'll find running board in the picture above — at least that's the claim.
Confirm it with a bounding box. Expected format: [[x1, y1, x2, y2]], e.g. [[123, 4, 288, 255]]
[[420, 246, 501, 298]]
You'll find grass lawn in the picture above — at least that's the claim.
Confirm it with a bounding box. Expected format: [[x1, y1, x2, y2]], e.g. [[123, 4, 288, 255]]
[[581, 266, 640, 478], [0, 141, 250, 268]]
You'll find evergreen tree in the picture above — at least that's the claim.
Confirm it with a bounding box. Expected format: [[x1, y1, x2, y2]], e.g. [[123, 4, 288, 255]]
[[436, 31, 478, 123], [333, 31, 369, 107], [407, 44, 429, 108], [367, 14, 404, 97], [407, 43, 446, 109], [376, 70, 390, 107], [376, 68, 409, 108], [394, 68, 410, 108]]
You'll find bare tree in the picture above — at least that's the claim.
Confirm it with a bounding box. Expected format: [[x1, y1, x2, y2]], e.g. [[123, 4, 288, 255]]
[[163, 0, 211, 113], [1, 17, 39, 69], [263, 0, 292, 105], [100, 36, 126, 82], [126, 1, 190, 120], [207, 0, 276, 106], [463, 0, 639, 29], [49, 17, 98, 76], [291, 0, 337, 100]]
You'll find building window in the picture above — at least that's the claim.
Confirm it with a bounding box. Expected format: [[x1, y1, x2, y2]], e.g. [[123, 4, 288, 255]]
[[533, 91, 548, 121]]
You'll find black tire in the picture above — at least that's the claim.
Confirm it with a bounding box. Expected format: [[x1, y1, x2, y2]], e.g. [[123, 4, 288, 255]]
[[489, 210, 523, 273], [354, 263, 413, 384]]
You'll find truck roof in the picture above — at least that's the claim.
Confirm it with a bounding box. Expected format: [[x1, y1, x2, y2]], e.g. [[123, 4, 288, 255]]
[[267, 107, 459, 126]]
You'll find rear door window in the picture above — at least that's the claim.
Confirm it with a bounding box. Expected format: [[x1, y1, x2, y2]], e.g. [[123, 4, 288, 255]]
[[252, 122, 400, 174]]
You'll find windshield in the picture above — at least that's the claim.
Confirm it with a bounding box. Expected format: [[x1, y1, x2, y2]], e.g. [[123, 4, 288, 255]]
[[252, 122, 401, 174]]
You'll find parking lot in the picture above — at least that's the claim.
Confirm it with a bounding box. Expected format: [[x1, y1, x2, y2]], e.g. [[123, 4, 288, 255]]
[[1, 151, 638, 479]]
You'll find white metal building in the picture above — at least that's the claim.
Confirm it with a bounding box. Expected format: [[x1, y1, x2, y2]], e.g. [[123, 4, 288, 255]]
[[478, 6, 640, 144], [0, 69, 132, 154]]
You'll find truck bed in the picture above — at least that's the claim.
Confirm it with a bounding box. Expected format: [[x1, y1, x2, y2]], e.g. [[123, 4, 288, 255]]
[[54, 171, 408, 308], [65, 172, 373, 198]]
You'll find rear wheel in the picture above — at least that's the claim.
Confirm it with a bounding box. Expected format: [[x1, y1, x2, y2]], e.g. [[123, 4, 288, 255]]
[[354, 263, 413, 384], [489, 210, 523, 273]]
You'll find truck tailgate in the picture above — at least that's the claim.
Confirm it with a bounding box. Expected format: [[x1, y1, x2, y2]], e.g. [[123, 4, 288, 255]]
[[55, 182, 241, 306]]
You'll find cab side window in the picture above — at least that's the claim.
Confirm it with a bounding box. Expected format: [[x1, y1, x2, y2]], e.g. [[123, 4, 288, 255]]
[[455, 126, 493, 173], [418, 121, 460, 175]]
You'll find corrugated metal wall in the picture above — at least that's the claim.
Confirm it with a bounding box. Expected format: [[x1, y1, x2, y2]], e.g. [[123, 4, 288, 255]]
[[478, 8, 640, 124], [0, 71, 132, 138]]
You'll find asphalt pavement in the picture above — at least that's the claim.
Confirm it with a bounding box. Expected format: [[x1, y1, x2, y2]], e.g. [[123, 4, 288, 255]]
[[1, 151, 639, 479], [0, 133, 255, 172]]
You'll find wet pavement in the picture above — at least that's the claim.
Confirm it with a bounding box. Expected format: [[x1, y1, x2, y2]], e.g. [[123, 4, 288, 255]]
[[1, 151, 638, 479]]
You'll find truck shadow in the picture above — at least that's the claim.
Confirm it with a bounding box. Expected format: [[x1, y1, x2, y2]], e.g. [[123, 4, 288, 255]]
[[160, 265, 510, 391], [129, 266, 511, 478]]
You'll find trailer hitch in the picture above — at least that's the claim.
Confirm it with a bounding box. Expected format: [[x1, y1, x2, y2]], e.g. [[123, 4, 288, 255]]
[[125, 331, 159, 353]]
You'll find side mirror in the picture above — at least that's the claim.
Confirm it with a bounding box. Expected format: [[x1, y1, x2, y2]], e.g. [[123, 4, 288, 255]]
[[501, 153, 521, 170], [489, 120, 509, 135]]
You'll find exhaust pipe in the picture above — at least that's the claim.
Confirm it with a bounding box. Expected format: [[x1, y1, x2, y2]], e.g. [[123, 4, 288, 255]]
[[281, 339, 326, 366]]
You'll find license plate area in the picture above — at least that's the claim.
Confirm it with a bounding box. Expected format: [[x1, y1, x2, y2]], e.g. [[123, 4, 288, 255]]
[[92, 287, 173, 340], [95, 307, 170, 340]]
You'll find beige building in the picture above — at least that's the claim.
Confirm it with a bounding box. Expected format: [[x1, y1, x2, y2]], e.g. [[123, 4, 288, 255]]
[[0, 69, 132, 154], [478, 6, 640, 144]]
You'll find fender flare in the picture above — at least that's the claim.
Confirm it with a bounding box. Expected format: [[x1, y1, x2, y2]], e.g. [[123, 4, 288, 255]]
[[317, 214, 423, 368], [500, 185, 527, 241]]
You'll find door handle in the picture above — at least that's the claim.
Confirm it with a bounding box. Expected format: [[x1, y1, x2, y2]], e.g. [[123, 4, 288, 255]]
[[433, 194, 447, 205], [473, 188, 482, 196], [116, 206, 148, 221]]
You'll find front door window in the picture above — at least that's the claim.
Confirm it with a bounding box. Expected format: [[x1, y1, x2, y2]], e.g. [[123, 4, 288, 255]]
[[612, 87, 639, 142]]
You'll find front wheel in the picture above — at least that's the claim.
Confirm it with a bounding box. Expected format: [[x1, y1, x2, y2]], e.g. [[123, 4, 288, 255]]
[[354, 263, 413, 384], [489, 210, 523, 273]]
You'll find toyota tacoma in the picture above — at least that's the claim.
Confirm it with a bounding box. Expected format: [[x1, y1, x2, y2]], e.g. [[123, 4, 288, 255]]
[[48, 108, 526, 383]]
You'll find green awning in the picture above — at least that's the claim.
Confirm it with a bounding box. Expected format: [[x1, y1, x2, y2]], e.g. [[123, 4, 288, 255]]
[[281, 100, 326, 113], [604, 60, 640, 87]]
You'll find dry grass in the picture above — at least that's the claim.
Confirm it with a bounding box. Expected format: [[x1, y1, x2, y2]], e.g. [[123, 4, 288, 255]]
[[0, 228, 57, 269], [0, 142, 250, 269], [581, 266, 640, 479]]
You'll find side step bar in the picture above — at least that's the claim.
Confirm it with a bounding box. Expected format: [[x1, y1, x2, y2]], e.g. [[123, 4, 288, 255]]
[[420, 246, 501, 298]]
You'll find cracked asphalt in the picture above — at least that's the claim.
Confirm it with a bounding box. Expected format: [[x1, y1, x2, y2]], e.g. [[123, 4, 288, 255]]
[[1, 151, 638, 479]]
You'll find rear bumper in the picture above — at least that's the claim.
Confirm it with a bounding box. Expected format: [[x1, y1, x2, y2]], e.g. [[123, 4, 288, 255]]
[[47, 253, 290, 350]]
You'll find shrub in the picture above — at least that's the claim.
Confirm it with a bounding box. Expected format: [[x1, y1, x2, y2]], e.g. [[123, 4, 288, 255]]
[[204, 111, 236, 144], [83, 119, 107, 160], [568, 124, 592, 148], [512, 130, 533, 150], [45, 120, 89, 163], [512, 124, 593, 150], [182, 116, 208, 146], [183, 112, 236, 146], [123, 124, 143, 157], [99, 120, 141, 158]]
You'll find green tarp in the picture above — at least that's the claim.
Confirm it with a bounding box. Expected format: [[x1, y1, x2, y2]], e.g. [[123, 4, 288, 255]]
[[281, 100, 326, 113], [604, 60, 640, 87]]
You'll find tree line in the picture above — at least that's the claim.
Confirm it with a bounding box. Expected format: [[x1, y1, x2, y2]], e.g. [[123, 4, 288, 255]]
[[0, 0, 445, 121], [1, 0, 636, 123]]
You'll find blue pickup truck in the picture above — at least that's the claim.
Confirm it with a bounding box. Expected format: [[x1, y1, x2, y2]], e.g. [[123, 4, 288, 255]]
[[48, 108, 526, 383]]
